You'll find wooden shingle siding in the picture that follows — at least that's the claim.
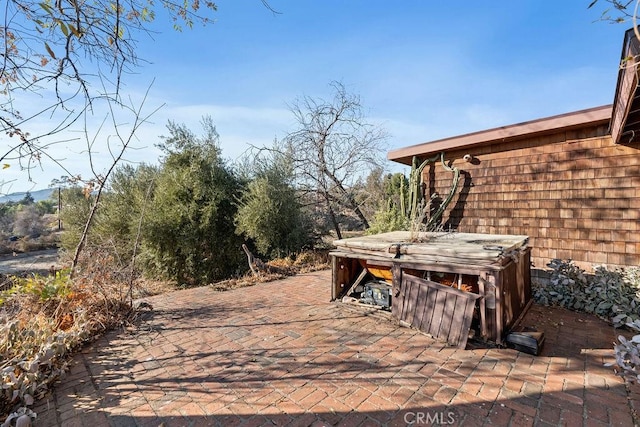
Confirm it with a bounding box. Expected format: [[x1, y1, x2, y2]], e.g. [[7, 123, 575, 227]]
[[394, 273, 481, 349], [424, 124, 640, 271]]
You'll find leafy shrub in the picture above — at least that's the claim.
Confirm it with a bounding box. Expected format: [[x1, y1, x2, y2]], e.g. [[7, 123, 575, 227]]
[[0, 270, 71, 306], [59, 187, 94, 254], [534, 260, 640, 383], [12, 205, 45, 237], [235, 175, 311, 259], [609, 320, 640, 383], [142, 119, 245, 285], [533, 259, 640, 328], [0, 316, 91, 419], [366, 199, 409, 235]]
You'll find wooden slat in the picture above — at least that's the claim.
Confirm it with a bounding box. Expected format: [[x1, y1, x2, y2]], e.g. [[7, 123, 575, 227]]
[[412, 281, 427, 328], [391, 263, 402, 319], [328, 251, 505, 274], [459, 297, 479, 348], [395, 274, 481, 348], [478, 275, 488, 339], [405, 278, 420, 324], [494, 273, 504, 346], [429, 286, 447, 339], [420, 284, 437, 332], [448, 296, 466, 345], [440, 293, 457, 341], [331, 256, 339, 301], [343, 267, 369, 299]]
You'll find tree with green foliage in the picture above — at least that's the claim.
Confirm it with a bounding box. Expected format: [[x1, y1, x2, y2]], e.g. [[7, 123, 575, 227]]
[[143, 118, 244, 285], [59, 187, 94, 252], [19, 192, 34, 205], [236, 150, 311, 258], [91, 163, 159, 269], [11, 205, 45, 237], [367, 172, 410, 234]]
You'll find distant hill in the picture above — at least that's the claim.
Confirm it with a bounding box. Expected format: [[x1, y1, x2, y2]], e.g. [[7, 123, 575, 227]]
[[0, 188, 55, 204]]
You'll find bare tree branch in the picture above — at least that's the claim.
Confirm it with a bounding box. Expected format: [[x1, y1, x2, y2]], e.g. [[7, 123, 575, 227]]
[[279, 81, 388, 237], [70, 81, 161, 276]]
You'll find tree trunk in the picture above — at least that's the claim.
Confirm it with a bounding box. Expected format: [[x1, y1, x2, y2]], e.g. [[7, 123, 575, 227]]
[[329, 206, 342, 240], [322, 192, 342, 239]]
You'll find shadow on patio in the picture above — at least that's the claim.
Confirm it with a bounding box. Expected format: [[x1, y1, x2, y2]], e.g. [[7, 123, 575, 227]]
[[32, 271, 640, 426]]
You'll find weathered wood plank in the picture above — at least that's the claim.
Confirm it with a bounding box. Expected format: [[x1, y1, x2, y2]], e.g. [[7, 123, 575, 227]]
[[331, 255, 339, 301], [420, 284, 437, 332], [333, 231, 529, 261], [428, 286, 446, 339], [405, 278, 420, 325], [344, 267, 369, 298], [412, 281, 428, 328], [440, 293, 457, 343], [397, 274, 480, 348], [391, 263, 402, 319], [329, 251, 503, 274], [448, 295, 467, 345], [478, 275, 488, 339], [495, 273, 504, 346], [457, 297, 479, 349]]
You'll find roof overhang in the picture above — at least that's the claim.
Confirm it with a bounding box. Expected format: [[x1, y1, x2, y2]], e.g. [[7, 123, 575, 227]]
[[611, 27, 640, 145], [388, 105, 612, 166]]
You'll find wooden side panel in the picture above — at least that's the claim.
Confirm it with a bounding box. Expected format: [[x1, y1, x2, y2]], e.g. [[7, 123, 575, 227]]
[[502, 262, 518, 333], [482, 272, 498, 342], [394, 274, 481, 349], [412, 283, 428, 328], [502, 249, 532, 334], [331, 256, 361, 301]]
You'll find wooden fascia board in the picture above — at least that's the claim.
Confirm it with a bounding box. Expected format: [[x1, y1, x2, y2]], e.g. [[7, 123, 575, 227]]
[[387, 105, 612, 165], [611, 27, 640, 144]]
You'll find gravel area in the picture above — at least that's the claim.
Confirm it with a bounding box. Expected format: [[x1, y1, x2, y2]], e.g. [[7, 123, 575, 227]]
[[0, 249, 61, 275]]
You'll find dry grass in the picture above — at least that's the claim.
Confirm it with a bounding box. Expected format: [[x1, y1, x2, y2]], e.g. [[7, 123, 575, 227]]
[[0, 254, 136, 422], [209, 250, 330, 292]]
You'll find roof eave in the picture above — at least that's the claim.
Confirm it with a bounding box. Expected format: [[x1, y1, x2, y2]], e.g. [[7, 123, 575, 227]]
[[388, 105, 612, 166]]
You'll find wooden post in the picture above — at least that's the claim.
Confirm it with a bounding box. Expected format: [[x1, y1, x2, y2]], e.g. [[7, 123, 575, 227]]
[[478, 274, 488, 340], [331, 255, 338, 301], [493, 273, 503, 345], [391, 262, 402, 318]]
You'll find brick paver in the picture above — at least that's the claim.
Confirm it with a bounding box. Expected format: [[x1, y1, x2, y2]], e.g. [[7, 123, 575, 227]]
[[32, 270, 640, 426]]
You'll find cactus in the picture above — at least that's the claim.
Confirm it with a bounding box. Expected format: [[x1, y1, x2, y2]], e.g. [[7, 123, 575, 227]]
[[407, 153, 460, 239]]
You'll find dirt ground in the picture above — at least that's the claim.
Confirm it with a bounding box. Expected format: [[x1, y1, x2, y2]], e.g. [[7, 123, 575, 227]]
[[0, 249, 61, 275]]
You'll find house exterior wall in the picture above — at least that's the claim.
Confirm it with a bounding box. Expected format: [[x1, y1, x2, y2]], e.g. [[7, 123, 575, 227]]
[[422, 123, 640, 272]]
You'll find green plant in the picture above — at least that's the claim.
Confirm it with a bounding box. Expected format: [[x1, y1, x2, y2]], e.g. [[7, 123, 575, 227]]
[[367, 154, 460, 238], [366, 198, 409, 234], [235, 174, 311, 259], [608, 320, 640, 384], [533, 258, 587, 308], [0, 271, 71, 306], [143, 119, 244, 284], [533, 259, 640, 328]]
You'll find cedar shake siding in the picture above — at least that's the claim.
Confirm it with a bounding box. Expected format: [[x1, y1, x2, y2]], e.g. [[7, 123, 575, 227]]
[[392, 120, 639, 272]]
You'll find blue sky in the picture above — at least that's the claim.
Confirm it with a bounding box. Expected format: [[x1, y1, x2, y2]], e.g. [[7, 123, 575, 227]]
[[0, 0, 630, 193]]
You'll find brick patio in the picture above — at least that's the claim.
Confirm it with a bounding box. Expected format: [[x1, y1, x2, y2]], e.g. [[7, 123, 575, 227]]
[[32, 270, 640, 426]]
